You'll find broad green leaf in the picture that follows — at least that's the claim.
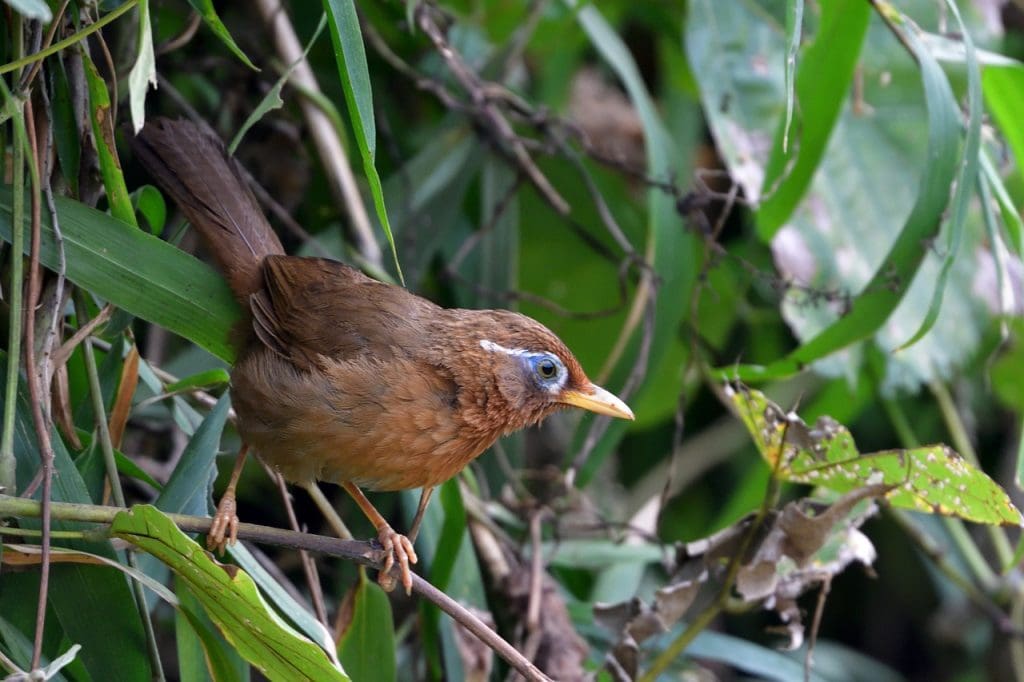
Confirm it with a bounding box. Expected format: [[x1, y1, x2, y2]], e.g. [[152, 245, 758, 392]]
[[184, 0, 257, 70], [698, 3, 972, 388], [0, 188, 240, 362], [112, 505, 349, 681], [756, 0, 870, 236], [322, 0, 403, 282], [226, 543, 339, 662], [984, 66, 1024, 193], [82, 51, 135, 226], [175, 579, 248, 682], [338, 575, 397, 682], [727, 383, 1024, 526], [127, 0, 157, 134]]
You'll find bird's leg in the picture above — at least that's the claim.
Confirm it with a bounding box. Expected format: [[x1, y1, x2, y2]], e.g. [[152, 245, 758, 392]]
[[301, 481, 353, 539], [340, 481, 418, 594], [207, 444, 250, 553], [407, 486, 435, 543]]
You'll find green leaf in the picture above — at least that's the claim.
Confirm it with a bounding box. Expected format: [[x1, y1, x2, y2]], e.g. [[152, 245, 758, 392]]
[[112, 505, 349, 681], [338, 575, 397, 682], [727, 383, 1024, 526], [163, 369, 231, 393], [0, 188, 240, 362], [82, 50, 136, 226], [984, 66, 1024, 196], [226, 543, 339, 659], [322, 0, 404, 283], [175, 579, 248, 682], [8, 380, 152, 679], [713, 11, 963, 383], [184, 0, 258, 70], [49, 58, 80, 196], [127, 0, 157, 134], [780, 0, 803, 155], [429, 479, 467, 591], [230, 16, 328, 154], [131, 184, 166, 235], [570, 0, 702, 486], [895, 1, 981, 350], [756, 0, 870, 237]]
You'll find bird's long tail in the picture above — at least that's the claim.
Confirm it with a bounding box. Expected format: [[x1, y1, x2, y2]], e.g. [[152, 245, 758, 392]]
[[132, 118, 284, 303]]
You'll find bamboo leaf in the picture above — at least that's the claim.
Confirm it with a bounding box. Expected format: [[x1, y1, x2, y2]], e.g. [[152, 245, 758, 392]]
[[0, 188, 240, 362], [322, 0, 403, 283], [112, 505, 349, 680]]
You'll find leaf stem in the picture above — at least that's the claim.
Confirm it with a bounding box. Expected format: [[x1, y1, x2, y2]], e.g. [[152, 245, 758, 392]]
[[0, 0, 139, 75], [75, 293, 166, 682]]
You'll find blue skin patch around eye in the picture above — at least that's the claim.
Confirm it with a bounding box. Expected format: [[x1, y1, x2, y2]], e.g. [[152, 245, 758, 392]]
[[525, 353, 566, 392]]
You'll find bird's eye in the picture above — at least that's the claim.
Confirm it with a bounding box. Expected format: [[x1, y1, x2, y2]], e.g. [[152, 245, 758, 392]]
[[536, 357, 559, 380]]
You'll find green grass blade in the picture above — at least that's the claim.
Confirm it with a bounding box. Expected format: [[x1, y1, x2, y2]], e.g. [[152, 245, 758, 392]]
[[183, 0, 257, 70], [81, 50, 135, 226], [321, 0, 404, 283], [781, 0, 803, 153]]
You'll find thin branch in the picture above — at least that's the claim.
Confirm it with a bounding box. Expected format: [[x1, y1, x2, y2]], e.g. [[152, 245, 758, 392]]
[[23, 96, 52, 673], [0, 494, 551, 682], [415, 3, 569, 215]]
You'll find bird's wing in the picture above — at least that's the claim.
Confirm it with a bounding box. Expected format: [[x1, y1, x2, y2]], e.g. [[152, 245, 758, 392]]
[[251, 255, 435, 369]]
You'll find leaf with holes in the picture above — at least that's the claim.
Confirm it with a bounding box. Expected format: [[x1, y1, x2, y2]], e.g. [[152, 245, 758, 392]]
[[726, 383, 1023, 526]]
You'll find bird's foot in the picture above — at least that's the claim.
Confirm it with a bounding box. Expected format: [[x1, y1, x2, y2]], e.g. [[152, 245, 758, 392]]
[[207, 494, 239, 554], [376, 525, 418, 595]]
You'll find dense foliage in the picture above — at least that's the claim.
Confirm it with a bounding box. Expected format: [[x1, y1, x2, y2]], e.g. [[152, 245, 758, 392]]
[[2, 0, 1024, 680]]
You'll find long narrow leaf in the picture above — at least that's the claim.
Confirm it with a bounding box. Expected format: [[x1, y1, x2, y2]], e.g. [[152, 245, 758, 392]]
[[322, 0, 404, 282], [719, 15, 961, 382], [756, 0, 870, 238], [0, 188, 240, 362], [896, 2, 981, 350]]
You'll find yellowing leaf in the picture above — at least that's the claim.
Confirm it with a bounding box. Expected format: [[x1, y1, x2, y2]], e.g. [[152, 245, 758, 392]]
[[726, 383, 1023, 526]]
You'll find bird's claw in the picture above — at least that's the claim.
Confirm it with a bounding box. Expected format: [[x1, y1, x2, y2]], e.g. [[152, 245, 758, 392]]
[[376, 526, 417, 595], [207, 495, 239, 554]]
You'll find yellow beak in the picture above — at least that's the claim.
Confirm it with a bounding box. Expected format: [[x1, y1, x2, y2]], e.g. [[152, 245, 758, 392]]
[[558, 384, 635, 420]]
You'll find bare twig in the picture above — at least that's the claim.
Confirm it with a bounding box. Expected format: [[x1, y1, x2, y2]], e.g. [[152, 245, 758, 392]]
[[22, 97, 53, 672], [415, 3, 569, 215], [274, 471, 330, 628]]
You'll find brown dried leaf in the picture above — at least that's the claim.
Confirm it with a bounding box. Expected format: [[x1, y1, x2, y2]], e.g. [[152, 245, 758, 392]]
[[108, 344, 139, 448]]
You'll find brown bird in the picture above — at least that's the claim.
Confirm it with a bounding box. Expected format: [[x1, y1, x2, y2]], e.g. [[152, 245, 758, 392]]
[[132, 118, 634, 592]]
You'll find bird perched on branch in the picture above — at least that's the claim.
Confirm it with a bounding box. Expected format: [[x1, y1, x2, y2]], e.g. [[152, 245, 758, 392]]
[[133, 118, 633, 592]]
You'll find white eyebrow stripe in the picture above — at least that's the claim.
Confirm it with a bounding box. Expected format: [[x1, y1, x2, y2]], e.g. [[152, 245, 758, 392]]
[[479, 339, 533, 356]]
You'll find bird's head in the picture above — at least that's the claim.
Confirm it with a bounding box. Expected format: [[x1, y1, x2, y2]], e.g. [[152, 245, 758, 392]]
[[453, 311, 634, 432]]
